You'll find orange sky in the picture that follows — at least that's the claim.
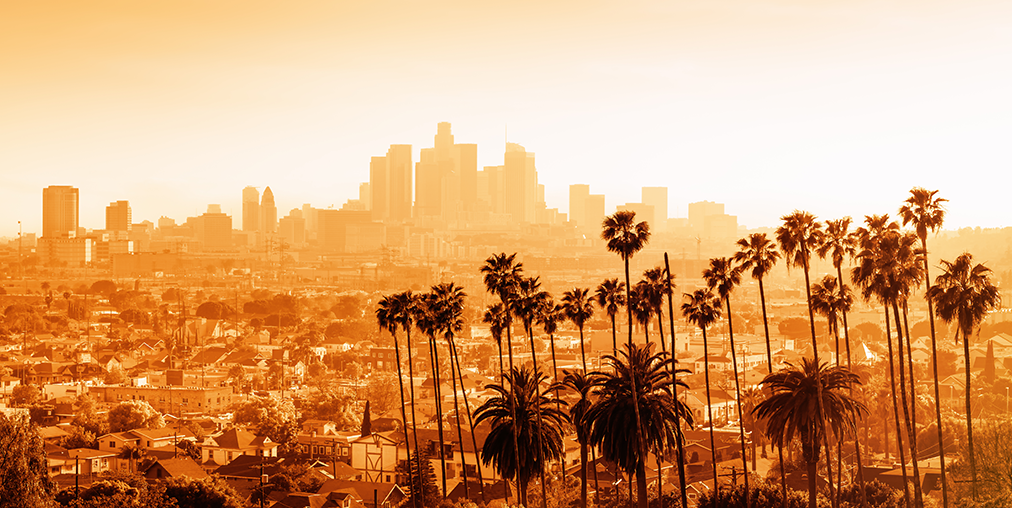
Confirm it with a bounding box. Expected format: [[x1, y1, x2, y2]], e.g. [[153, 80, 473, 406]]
[[3, 0, 1011, 236]]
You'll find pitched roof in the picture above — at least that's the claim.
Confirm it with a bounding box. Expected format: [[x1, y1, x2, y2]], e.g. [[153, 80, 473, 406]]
[[145, 457, 209, 479]]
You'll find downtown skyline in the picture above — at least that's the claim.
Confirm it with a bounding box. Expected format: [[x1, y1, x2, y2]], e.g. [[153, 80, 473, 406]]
[[4, 0, 1012, 237]]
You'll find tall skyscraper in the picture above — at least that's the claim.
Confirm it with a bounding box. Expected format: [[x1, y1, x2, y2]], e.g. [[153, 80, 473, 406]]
[[42, 185, 79, 238], [242, 186, 260, 232], [585, 194, 606, 231], [503, 142, 537, 224], [370, 145, 413, 222], [569, 184, 589, 227], [642, 187, 668, 232], [105, 200, 132, 233], [261, 186, 277, 234], [455, 143, 478, 209], [195, 205, 232, 251]]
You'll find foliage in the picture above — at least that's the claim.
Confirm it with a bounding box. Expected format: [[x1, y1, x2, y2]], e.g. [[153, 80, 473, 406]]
[[698, 478, 811, 508], [12, 384, 41, 406], [363, 371, 401, 415], [837, 480, 901, 508], [90, 280, 117, 296], [117, 308, 150, 325], [950, 420, 1012, 501], [0, 413, 56, 508], [195, 302, 236, 320], [232, 395, 300, 448], [72, 395, 108, 436], [161, 475, 244, 508], [60, 426, 98, 449], [397, 449, 441, 508], [108, 400, 165, 433]]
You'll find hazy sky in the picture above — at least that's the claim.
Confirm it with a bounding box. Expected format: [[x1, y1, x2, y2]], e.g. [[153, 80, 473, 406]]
[[3, 0, 1011, 237]]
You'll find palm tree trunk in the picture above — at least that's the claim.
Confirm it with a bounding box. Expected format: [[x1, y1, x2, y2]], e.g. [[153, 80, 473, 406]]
[[406, 328, 423, 501], [526, 324, 549, 508], [610, 314, 618, 360], [592, 446, 601, 505], [961, 322, 977, 499], [919, 236, 949, 508], [657, 310, 666, 354], [835, 264, 866, 508], [550, 331, 566, 483], [427, 336, 448, 497], [450, 337, 486, 501], [885, 306, 912, 507], [892, 300, 923, 508], [392, 332, 417, 508], [580, 441, 588, 508], [725, 296, 750, 508], [758, 269, 788, 508], [832, 318, 843, 507], [446, 335, 470, 501], [579, 326, 588, 373], [901, 301, 924, 507], [802, 259, 830, 508], [703, 326, 719, 495], [624, 255, 649, 508], [504, 316, 524, 505], [664, 253, 690, 508], [636, 459, 649, 508], [806, 455, 818, 508]]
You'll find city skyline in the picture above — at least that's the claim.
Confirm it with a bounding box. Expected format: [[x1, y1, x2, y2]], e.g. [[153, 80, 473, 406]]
[[4, 1, 1012, 237]]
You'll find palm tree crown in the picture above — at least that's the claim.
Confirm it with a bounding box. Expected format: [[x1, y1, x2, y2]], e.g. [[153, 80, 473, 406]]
[[899, 187, 947, 242], [681, 288, 721, 332], [734, 233, 780, 281], [601, 210, 650, 262], [776, 210, 824, 272]]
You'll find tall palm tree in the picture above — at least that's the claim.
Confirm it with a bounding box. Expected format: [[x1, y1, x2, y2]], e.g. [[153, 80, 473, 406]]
[[511, 276, 551, 505], [853, 224, 923, 507], [537, 301, 565, 385], [928, 253, 1001, 500], [585, 343, 693, 508], [412, 294, 449, 498], [481, 253, 524, 504], [702, 257, 750, 506], [629, 283, 654, 344], [431, 282, 479, 500], [556, 369, 604, 508], [682, 288, 722, 494], [595, 278, 626, 359], [473, 365, 569, 508], [376, 292, 418, 508], [562, 288, 595, 373], [601, 211, 651, 508], [899, 187, 951, 508], [753, 359, 867, 508], [733, 233, 781, 374], [483, 303, 508, 381], [815, 218, 866, 505], [662, 253, 690, 508], [642, 267, 672, 352]]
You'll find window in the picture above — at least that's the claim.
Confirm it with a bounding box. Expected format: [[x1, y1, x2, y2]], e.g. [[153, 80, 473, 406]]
[[110, 441, 117, 448]]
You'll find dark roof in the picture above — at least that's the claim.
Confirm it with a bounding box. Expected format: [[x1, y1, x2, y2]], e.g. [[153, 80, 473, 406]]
[[213, 454, 285, 478], [144, 457, 208, 479]]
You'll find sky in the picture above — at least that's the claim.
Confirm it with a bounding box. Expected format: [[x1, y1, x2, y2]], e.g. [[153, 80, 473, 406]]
[[3, 0, 1011, 237]]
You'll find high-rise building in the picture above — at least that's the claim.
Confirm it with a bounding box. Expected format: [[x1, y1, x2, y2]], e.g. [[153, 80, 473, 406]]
[[279, 210, 306, 247], [242, 186, 260, 232], [617, 203, 655, 232], [194, 205, 232, 251], [359, 183, 371, 210], [369, 145, 413, 222], [503, 143, 537, 224], [688, 200, 737, 239], [569, 184, 589, 227], [42, 185, 79, 238], [105, 200, 132, 233], [261, 186, 277, 234], [414, 123, 477, 224], [642, 187, 668, 232], [455, 143, 478, 209], [585, 194, 606, 231]]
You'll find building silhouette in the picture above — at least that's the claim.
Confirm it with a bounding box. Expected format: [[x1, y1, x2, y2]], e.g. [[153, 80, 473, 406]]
[[503, 142, 537, 224], [105, 200, 132, 234], [42, 185, 79, 239], [370, 145, 412, 223], [642, 187, 668, 232], [242, 186, 260, 233], [261, 186, 277, 234]]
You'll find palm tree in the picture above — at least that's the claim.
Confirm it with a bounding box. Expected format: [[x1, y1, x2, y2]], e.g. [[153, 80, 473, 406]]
[[734, 233, 781, 374], [595, 278, 626, 359], [662, 253, 690, 508], [899, 187, 951, 508], [537, 301, 565, 385], [376, 292, 418, 508], [815, 217, 866, 505], [556, 369, 604, 508], [473, 365, 569, 508], [753, 359, 867, 508], [629, 283, 654, 344], [118, 442, 144, 474], [484, 303, 508, 381], [511, 276, 551, 505], [562, 288, 595, 373], [412, 294, 449, 498], [928, 253, 1001, 500], [585, 343, 693, 508], [702, 256, 750, 506], [642, 267, 672, 352], [682, 288, 722, 494], [481, 253, 524, 504], [431, 282, 481, 500]]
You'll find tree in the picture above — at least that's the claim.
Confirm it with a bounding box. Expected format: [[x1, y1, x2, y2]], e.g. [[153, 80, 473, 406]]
[[90, 280, 117, 297], [601, 210, 650, 508], [473, 365, 569, 508], [232, 396, 300, 451], [928, 252, 1002, 500], [556, 369, 603, 508], [585, 343, 693, 508], [108, 400, 165, 432], [702, 256, 751, 506], [376, 290, 419, 508], [562, 287, 595, 373], [0, 413, 55, 508], [161, 475, 244, 508], [753, 359, 867, 508], [412, 292, 449, 498], [900, 186, 952, 508], [682, 287, 722, 493], [629, 283, 654, 343], [12, 384, 41, 407], [595, 278, 626, 359], [117, 442, 144, 474], [398, 449, 441, 508]]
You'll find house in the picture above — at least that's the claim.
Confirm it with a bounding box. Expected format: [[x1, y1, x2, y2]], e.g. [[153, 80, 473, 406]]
[[316, 480, 406, 508], [296, 420, 359, 461], [350, 431, 401, 484], [201, 428, 280, 465], [143, 457, 209, 481]]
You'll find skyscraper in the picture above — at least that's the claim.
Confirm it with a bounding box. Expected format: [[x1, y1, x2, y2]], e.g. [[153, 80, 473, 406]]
[[503, 142, 537, 224], [569, 184, 589, 227], [642, 187, 668, 232], [261, 186, 277, 234], [105, 200, 132, 233], [370, 145, 413, 222], [42, 185, 79, 238], [242, 186, 260, 232]]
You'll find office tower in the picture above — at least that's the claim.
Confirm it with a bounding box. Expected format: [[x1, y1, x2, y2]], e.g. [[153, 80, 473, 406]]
[[569, 184, 589, 227], [359, 183, 371, 210], [242, 186, 260, 232], [455, 143, 478, 208], [415, 123, 475, 223], [688, 201, 724, 229], [157, 216, 176, 230], [318, 209, 371, 252], [618, 203, 655, 231], [105, 200, 132, 233], [688, 200, 737, 239], [415, 148, 440, 218], [369, 145, 413, 222], [585, 194, 606, 231], [261, 186, 277, 234], [279, 211, 306, 246], [42, 185, 79, 238], [194, 205, 232, 251], [642, 187, 668, 232], [503, 142, 537, 224]]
